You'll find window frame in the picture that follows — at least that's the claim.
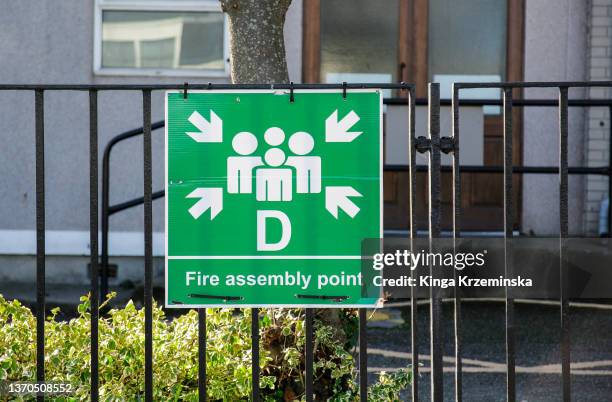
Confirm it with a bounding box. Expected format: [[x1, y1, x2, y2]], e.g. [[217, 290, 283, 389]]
[[94, 0, 230, 77]]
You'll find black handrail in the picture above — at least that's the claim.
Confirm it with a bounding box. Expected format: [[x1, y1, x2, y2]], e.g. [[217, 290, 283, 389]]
[[101, 120, 165, 298], [99, 97, 612, 300]]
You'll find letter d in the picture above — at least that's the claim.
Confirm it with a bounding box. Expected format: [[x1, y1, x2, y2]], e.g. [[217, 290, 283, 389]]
[[257, 210, 291, 251]]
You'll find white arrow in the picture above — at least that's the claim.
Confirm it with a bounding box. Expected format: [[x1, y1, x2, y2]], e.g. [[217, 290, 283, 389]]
[[325, 186, 362, 219], [186, 110, 222, 143], [186, 188, 223, 219], [325, 110, 362, 143]]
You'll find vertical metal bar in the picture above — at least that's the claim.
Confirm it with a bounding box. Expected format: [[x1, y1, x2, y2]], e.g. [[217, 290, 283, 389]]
[[407, 87, 419, 402], [198, 309, 207, 402], [101, 149, 110, 302], [305, 308, 314, 402], [142, 89, 153, 402], [428, 83, 443, 402], [89, 90, 100, 402], [559, 87, 571, 402], [451, 84, 462, 402], [359, 308, 367, 401], [503, 88, 516, 402], [252, 308, 260, 401], [35, 89, 45, 402]]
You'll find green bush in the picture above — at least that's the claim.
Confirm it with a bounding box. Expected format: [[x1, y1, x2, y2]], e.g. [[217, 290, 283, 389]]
[[0, 293, 410, 401]]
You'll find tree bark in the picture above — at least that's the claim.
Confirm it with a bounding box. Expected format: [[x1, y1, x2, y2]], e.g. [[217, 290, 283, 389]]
[[221, 0, 344, 337], [219, 2, 350, 396], [220, 0, 292, 84]]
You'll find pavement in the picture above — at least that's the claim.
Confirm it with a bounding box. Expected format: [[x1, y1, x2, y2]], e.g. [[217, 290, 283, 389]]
[[365, 300, 612, 401]]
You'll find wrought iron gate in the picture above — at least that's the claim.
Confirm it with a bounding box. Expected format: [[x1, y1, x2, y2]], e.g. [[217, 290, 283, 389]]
[[5, 80, 612, 401]]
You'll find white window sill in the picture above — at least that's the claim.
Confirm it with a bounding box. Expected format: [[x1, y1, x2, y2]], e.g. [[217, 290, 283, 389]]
[[94, 67, 230, 78]]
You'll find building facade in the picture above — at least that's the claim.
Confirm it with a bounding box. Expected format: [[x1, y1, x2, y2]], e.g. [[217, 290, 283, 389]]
[[585, 0, 612, 234], [0, 0, 608, 289]]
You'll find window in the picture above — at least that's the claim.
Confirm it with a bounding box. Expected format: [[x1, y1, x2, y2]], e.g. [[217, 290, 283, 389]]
[[428, 0, 507, 114], [320, 0, 400, 88], [94, 0, 228, 76]]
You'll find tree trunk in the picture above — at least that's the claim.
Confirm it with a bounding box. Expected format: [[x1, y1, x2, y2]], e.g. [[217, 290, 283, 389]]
[[220, 0, 292, 84], [220, 0, 344, 335], [219, 2, 349, 397]]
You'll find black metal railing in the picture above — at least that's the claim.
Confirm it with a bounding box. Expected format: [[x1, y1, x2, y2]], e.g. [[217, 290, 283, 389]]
[[100, 86, 612, 402], [449, 81, 612, 402], [6, 81, 612, 402], [11, 82, 407, 402], [100, 96, 612, 300]]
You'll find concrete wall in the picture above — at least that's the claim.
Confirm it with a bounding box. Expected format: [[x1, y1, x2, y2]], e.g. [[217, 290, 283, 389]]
[[522, 0, 589, 235], [0, 0, 601, 290], [285, 0, 303, 83], [0, 0, 303, 286]]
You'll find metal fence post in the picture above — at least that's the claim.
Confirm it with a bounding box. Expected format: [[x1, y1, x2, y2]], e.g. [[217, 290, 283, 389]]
[[35, 88, 45, 402], [359, 308, 367, 401], [252, 308, 260, 401], [407, 86, 419, 402], [89, 89, 100, 402], [558, 87, 570, 401], [451, 84, 462, 402], [503, 87, 516, 401], [142, 89, 154, 402], [305, 308, 314, 401], [198, 309, 207, 401], [428, 83, 443, 402]]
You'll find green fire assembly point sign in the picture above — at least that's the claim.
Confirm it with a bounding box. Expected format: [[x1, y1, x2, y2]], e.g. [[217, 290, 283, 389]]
[[165, 89, 382, 307]]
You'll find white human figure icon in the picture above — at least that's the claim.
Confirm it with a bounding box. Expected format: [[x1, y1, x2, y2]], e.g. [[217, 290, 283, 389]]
[[255, 127, 293, 201], [227, 132, 263, 194], [286, 131, 321, 194]]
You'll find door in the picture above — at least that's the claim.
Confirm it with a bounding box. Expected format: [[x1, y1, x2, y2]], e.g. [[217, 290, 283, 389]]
[[302, 0, 524, 232]]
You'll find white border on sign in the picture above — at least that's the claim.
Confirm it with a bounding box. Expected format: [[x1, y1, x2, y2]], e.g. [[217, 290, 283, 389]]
[[164, 89, 384, 308]]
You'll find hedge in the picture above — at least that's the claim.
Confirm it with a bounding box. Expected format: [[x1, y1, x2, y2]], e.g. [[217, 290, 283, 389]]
[[0, 293, 411, 401]]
